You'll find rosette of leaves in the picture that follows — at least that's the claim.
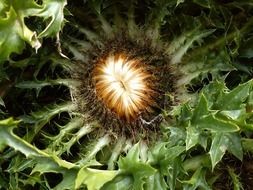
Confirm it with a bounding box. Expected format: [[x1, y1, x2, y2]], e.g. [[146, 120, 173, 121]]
[[1, 0, 253, 190]]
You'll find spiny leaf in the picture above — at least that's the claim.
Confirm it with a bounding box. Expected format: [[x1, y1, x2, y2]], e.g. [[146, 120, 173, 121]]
[[37, 0, 67, 38], [145, 172, 168, 190], [0, 118, 44, 157], [214, 80, 252, 110], [182, 168, 211, 190], [45, 117, 86, 155], [169, 29, 215, 64], [0, 0, 68, 63], [191, 94, 209, 123], [78, 135, 111, 165], [192, 94, 239, 132], [201, 80, 226, 107], [20, 102, 75, 143], [75, 168, 118, 190], [0, 7, 40, 62], [183, 155, 211, 172], [186, 126, 200, 150], [241, 138, 253, 154], [0, 118, 111, 190], [118, 143, 156, 190], [108, 137, 126, 170], [209, 132, 242, 169], [16, 78, 79, 96], [148, 143, 185, 190], [0, 118, 79, 170], [197, 114, 239, 132], [61, 124, 94, 155], [148, 143, 185, 165], [16, 79, 78, 89], [101, 175, 133, 190]]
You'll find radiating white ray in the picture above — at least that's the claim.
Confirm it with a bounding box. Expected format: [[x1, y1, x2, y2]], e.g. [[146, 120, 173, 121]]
[[93, 54, 155, 121]]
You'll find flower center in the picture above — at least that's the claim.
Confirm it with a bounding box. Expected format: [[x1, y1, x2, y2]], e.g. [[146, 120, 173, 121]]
[[93, 54, 154, 122]]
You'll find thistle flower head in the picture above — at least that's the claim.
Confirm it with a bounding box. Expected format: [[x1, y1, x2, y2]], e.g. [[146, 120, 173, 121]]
[[70, 28, 176, 139], [93, 54, 155, 122]]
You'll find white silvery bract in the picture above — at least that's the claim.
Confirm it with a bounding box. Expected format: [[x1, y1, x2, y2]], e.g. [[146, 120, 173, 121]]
[[93, 54, 155, 122]]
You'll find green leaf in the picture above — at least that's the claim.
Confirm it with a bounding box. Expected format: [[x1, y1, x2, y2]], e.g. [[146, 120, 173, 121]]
[[75, 168, 118, 190], [225, 133, 243, 161], [219, 110, 244, 121], [118, 143, 156, 190], [11, 0, 41, 16], [0, 118, 80, 171], [167, 158, 185, 190], [148, 143, 185, 190], [21, 102, 75, 143], [192, 94, 239, 132], [178, 49, 234, 86], [183, 155, 211, 172], [242, 138, 253, 154], [46, 117, 86, 155], [214, 80, 252, 110], [0, 0, 68, 62], [146, 172, 167, 190], [166, 126, 186, 146], [186, 126, 200, 150], [201, 80, 253, 131], [0, 1, 7, 16], [16, 78, 79, 96], [0, 118, 44, 157], [0, 118, 86, 190], [182, 168, 211, 190], [30, 156, 79, 190], [202, 80, 226, 107], [209, 133, 228, 169], [191, 94, 209, 123], [0, 0, 43, 62], [209, 132, 242, 169], [148, 143, 185, 169], [101, 175, 133, 190], [37, 0, 67, 38], [108, 137, 126, 170], [180, 104, 193, 123], [78, 135, 111, 165], [169, 29, 215, 64], [53, 169, 78, 190], [197, 114, 239, 132], [0, 8, 26, 61]]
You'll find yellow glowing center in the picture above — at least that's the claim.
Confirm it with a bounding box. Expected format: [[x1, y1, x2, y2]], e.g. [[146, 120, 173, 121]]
[[93, 54, 153, 121]]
